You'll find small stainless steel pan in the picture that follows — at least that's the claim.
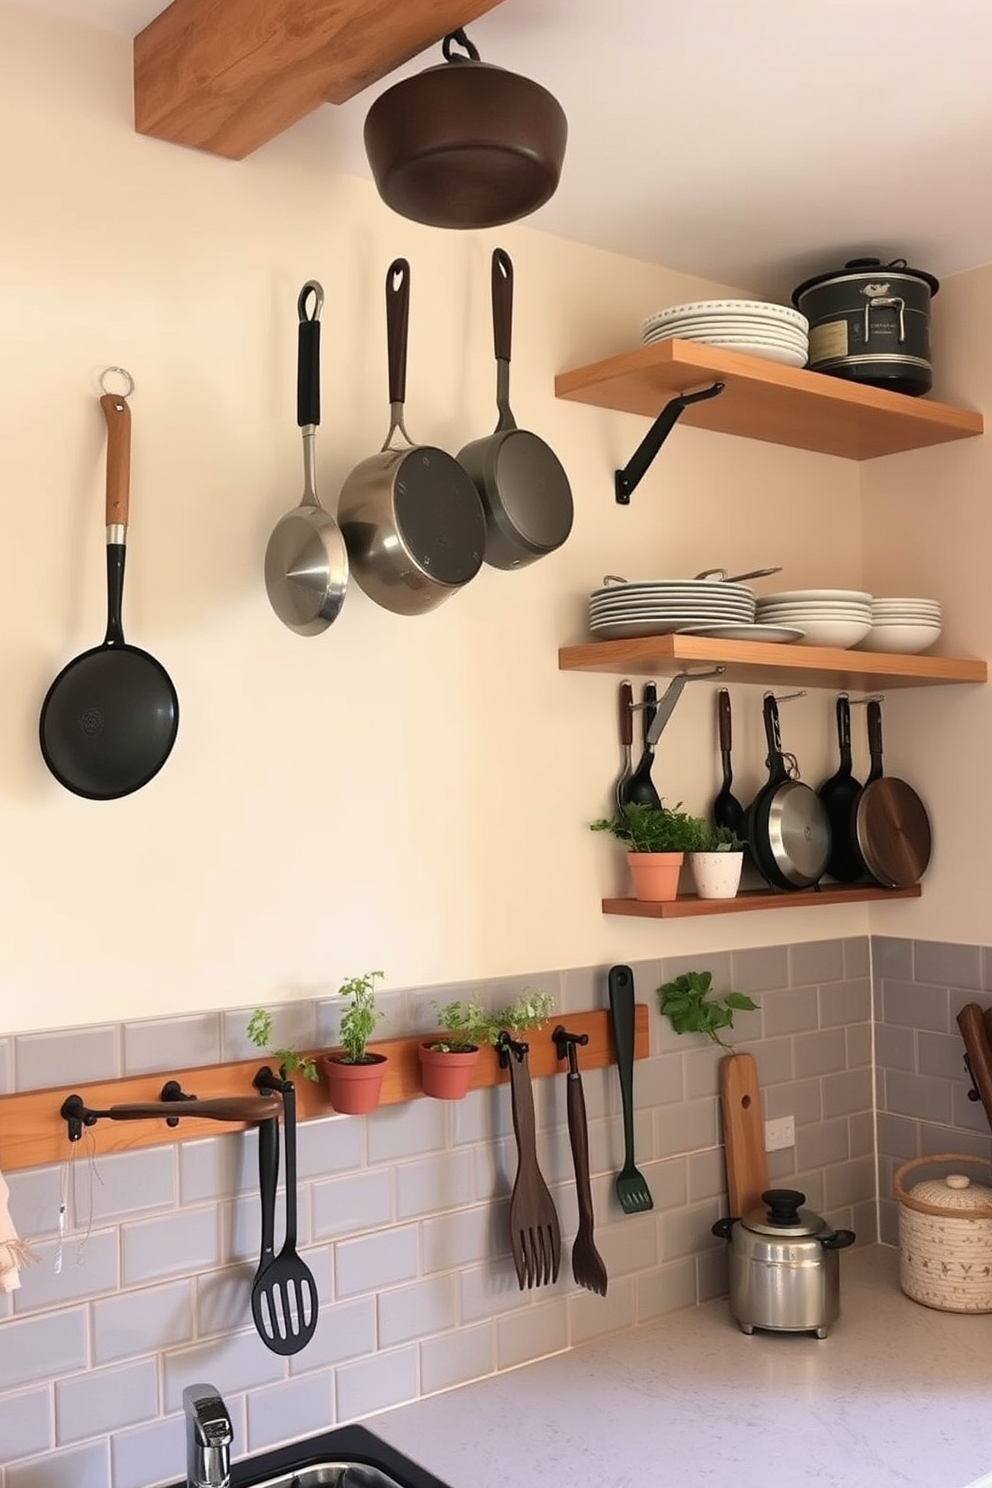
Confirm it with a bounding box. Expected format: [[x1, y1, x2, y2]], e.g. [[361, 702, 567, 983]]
[[458, 248, 573, 569], [339, 258, 487, 616]]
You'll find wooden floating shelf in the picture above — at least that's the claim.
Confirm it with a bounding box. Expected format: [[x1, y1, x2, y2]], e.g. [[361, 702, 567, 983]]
[[603, 885, 922, 919], [0, 1008, 649, 1174], [558, 633, 987, 689], [555, 338, 983, 460]]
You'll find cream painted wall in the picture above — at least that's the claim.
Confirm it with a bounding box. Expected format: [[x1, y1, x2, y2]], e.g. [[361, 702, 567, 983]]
[[0, 5, 876, 1035], [861, 266, 991, 944]]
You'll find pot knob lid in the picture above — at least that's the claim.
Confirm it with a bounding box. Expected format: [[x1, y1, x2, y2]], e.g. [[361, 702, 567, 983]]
[[910, 1173, 992, 1209], [743, 1188, 827, 1237]]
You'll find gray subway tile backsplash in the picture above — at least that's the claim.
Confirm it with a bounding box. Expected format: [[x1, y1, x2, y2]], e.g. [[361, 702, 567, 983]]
[[4, 933, 991, 1487]]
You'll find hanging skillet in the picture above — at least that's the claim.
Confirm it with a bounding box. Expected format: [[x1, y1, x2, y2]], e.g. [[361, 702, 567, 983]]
[[264, 281, 348, 635], [852, 698, 932, 887], [363, 29, 567, 230], [339, 258, 487, 616], [40, 370, 179, 800], [817, 694, 863, 882], [458, 248, 573, 569], [747, 693, 831, 890]]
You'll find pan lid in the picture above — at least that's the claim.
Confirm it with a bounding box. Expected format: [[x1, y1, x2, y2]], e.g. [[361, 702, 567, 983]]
[[792, 256, 940, 304], [742, 1189, 827, 1238]]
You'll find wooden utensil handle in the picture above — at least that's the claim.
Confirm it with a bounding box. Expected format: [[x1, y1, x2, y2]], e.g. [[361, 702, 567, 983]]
[[100, 392, 131, 528], [619, 680, 633, 748], [507, 1048, 539, 1163], [718, 688, 732, 752], [108, 1096, 281, 1122], [566, 1072, 595, 1222]]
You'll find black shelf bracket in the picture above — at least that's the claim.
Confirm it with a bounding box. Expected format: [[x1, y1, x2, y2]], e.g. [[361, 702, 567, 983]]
[[614, 382, 725, 504]]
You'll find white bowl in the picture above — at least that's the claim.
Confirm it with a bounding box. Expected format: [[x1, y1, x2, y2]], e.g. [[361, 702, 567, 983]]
[[759, 588, 872, 605], [857, 623, 942, 654], [793, 619, 873, 648]]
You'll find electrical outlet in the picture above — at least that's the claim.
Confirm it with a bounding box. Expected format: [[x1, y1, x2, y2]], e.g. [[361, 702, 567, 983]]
[[765, 1115, 795, 1152]]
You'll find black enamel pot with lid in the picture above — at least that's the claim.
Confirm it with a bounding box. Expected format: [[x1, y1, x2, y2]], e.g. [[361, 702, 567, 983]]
[[792, 257, 939, 396], [363, 29, 568, 230], [712, 1188, 856, 1337]]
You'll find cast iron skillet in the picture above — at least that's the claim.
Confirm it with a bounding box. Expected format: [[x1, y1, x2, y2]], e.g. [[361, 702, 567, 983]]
[[339, 258, 487, 615], [852, 698, 932, 887], [40, 375, 179, 799], [458, 248, 573, 569], [817, 694, 863, 881], [748, 694, 831, 890]]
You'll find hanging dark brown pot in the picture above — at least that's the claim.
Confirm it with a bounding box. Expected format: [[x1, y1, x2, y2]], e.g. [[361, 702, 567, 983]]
[[363, 29, 567, 230]]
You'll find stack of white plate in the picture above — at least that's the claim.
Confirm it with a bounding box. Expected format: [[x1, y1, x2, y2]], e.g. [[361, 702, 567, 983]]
[[640, 298, 809, 369], [589, 577, 756, 641], [857, 597, 943, 654], [755, 589, 873, 649]]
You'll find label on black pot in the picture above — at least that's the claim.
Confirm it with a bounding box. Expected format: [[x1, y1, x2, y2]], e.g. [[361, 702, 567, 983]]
[[809, 320, 848, 362]]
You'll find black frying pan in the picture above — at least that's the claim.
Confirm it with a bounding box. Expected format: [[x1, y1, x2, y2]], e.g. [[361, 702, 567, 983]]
[[817, 694, 863, 881], [748, 694, 831, 890], [853, 699, 932, 887], [40, 379, 179, 799], [458, 248, 573, 569]]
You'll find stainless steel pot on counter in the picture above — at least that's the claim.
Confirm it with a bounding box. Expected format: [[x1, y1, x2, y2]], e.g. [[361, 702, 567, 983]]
[[792, 256, 939, 396], [712, 1188, 856, 1337]]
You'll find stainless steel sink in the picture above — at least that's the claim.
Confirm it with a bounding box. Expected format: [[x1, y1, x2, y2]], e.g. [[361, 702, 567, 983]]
[[245, 1465, 406, 1488], [167, 1423, 453, 1488]]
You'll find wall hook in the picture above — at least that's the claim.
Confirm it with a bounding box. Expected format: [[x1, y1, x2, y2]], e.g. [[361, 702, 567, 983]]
[[552, 1025, 589, 1073], [614, 383, 725, 504], [496, 1032, 529, 1068], [645, 667, 726, 746]]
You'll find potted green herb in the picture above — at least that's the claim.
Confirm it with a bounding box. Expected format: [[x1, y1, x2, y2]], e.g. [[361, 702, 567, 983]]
[[656, 970, 757, 1050], [246, 1007, 318, 1082], [688, 824, 747, 900], [591, 800, 709, 902], [418, 997, 485, 1101], [322, 971, 387, 1114]]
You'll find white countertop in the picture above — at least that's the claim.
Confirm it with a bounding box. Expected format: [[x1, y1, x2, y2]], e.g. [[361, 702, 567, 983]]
[[371, 1246, 992, 1488]]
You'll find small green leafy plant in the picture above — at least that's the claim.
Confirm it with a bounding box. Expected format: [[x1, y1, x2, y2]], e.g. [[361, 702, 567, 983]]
[[337, 970, 385, 1064], [246, 1008, 318, 1082], [591, 800, 709, 854], [429, 987, 556, 1049], [657, 970, 758, 1049], [698, 824, 746, 852], [427, 997, 486, 1053]]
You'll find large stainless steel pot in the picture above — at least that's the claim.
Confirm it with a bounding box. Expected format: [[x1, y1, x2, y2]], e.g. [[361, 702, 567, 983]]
[[713, 1188, 856, 1337], [792, 256, 939, 396]]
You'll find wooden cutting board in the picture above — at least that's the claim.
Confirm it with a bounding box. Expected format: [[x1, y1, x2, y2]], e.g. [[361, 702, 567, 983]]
[[719, 1051, 770, 1219]]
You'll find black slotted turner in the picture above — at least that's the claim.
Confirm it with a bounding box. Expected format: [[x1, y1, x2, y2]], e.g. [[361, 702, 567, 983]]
[[252, 1073, 318, 1354]]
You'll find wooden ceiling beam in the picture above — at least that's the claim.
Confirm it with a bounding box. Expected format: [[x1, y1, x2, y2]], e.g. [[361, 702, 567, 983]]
[[133, 0, 505, 161]]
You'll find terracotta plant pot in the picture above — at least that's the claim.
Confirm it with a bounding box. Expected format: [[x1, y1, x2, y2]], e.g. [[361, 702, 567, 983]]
[[418, 1041, 480, 1100], [626, 850, 684, 903], [688, 850, 744, 900], [322, 1051, 388, 1114]]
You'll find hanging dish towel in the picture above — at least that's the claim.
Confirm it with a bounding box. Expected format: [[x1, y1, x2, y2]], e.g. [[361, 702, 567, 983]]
[[0, 1165, 33, 1292]]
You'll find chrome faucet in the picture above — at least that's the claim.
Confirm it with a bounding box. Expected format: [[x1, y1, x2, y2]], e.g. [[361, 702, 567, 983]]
[[183, 1384, 233, 1488]]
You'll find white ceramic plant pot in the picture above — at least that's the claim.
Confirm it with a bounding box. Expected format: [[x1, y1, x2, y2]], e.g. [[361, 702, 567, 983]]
[[689, 851, 744, 900]]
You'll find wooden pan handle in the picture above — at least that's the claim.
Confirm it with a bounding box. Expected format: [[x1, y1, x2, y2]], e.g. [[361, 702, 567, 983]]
[[100, 392, 131, 528], [956, 1003, 992, 1137], [107, 1095, 282, 1123]]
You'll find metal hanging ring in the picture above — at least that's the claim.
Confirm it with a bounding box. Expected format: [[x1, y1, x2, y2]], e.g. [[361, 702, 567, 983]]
[[99, 366, 135, 399]]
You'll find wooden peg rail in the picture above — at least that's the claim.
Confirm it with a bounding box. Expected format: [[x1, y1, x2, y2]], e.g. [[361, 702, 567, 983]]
[[0, 1007, 649, 1174]]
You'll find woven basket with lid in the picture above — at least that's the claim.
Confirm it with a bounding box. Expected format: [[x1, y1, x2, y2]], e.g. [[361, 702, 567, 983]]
[[894, 1153, 992, 1312]]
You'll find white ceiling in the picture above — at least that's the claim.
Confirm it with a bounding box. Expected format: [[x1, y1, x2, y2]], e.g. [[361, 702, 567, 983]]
[[17, 0, 992, 299]]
